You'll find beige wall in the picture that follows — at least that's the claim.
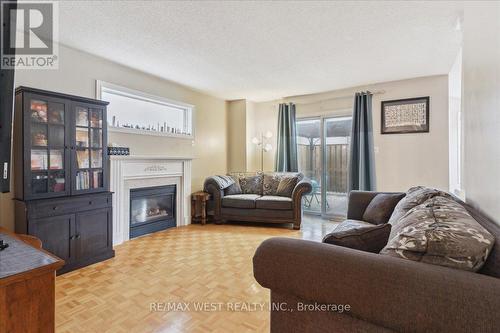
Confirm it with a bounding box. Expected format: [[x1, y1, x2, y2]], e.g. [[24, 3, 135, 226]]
[[226, 99, 266, 172], [249, 75, 450, 192], [462, 3, 500, 224], [0, 44, 227, 231], [226, 100, 247, 172]]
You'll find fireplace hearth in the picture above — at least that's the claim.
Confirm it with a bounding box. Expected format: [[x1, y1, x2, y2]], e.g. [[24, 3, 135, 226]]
[[130, 185, 176, 238]]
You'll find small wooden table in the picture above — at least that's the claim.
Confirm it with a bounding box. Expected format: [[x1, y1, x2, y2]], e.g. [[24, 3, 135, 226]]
[[0, 227, 64, 333], [191, 191, 211, 225]]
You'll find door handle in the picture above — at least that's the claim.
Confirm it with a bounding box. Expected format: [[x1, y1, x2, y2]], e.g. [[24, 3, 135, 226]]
[[75, 234, 81, 239]]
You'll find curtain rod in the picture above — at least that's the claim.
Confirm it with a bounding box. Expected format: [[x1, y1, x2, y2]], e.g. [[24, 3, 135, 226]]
[[291, 89, 386, 106]]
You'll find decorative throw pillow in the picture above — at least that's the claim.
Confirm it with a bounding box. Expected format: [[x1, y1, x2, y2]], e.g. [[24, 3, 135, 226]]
[[263, 173, 285, 196], [323, 221, 392, 253], [388, 186, 452, 225], [362, 193, 406, 225], [238, 174, 264, 195], [381, 196, 495, 272], [276, 177, 299, 197], [224, 178, 242, 195]]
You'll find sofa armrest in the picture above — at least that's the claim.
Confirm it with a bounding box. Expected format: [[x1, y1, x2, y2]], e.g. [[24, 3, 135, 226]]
[[347, 190, 405, 220], [292, 178, 312, 206], [291, 178, 312, 216], [203, 177, 226, 220], [253, 237, 500, 333]]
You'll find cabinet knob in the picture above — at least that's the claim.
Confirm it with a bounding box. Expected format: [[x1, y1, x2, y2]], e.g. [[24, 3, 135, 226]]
[[75, 234, 81, 239], [89, 201, 93, 205], [53, 206, 58, 210]]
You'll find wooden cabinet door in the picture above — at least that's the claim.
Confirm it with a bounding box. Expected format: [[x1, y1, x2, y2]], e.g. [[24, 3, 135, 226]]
[[31, 214, 75, 263], [23, 93, 71, 200], [70, 101, 108, 195], [75, 208, 112, 260]]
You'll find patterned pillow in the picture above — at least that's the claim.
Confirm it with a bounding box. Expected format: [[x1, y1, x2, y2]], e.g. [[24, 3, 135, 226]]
[[389, 186, 451, 225], [381, 196, 495, 272], [276, 177, 299, 197], [238, 174, 264, 195], [263, 173, 285, 196]]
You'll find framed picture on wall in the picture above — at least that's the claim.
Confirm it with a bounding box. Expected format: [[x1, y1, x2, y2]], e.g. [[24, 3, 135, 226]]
[[381, 97, 430, 134]]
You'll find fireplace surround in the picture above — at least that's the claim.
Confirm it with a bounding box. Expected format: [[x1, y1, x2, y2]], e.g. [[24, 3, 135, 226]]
[[110, 155, 192, 245]]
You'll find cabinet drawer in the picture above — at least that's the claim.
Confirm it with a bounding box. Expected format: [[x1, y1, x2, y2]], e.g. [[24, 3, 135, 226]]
[[28, 193, 112, 219]]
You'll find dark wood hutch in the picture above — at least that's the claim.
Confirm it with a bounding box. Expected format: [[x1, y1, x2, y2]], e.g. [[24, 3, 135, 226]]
[[13, 87, 114, 274]]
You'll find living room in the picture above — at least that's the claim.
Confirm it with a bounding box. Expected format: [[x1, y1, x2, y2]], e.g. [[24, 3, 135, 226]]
[[0, 1, 499, 332]]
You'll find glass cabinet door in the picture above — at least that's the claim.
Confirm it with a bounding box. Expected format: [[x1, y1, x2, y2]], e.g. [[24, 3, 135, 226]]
[[73, 104, 106, 193], [27, 96, 69, 198]]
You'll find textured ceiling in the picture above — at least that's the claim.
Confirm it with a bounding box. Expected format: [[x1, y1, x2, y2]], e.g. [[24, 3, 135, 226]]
[[57, 1, 463, 101]]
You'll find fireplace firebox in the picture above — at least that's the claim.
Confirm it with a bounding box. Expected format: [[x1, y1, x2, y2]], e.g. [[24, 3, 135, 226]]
[[130, 185, 176, 238]]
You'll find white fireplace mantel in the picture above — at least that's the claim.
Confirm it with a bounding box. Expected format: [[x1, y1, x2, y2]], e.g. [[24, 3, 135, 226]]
[[110, 155, 192, 246]]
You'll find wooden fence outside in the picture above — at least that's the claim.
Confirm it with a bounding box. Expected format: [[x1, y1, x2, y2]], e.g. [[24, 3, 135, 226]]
[[298, 144, 349, 193]]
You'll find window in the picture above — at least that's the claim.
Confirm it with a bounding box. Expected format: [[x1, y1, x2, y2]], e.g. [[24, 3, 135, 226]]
[[96, 81, 194, 138]]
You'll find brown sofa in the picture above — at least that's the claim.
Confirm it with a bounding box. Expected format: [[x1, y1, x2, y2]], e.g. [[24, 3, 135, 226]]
[[204, 172, 312, 230], [253, 190, 500, 332]]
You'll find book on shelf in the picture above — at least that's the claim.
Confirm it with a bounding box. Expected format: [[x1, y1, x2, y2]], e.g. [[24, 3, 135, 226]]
[[76, 171, 90, 190], [31, 150, 48, 170], [92, 171, 101, 188], [49, 150, 63, 170]]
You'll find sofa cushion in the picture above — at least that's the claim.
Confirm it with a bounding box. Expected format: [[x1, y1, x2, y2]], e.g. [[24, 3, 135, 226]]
[[323, 220, 392, 253], [276, 177, 299, 197], [255, 196, 293, 210], [221, 207, 294, 220], [224, 177, 242, 195], [381, 196, 495, 272], [222, 194, 260, 209], [263, 173, 302, 196], [389, 186, 451, 225], [362, 193, 406, 225], [263, 173, 284, 196], [238, 175, 264, 195]]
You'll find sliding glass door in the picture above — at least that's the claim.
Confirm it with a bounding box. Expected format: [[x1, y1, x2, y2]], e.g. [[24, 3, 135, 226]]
[[297, 116, 352, 217], [297, 119, 322, 214]]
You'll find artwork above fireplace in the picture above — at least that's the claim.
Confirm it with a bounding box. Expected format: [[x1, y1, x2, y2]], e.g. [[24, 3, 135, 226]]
[[130, 185, 176, 238]]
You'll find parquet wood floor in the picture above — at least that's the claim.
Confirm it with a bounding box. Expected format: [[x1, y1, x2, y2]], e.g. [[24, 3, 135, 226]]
[[55, 216, 340, 333]]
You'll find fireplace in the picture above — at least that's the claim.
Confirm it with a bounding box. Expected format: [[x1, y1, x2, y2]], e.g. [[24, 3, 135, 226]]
[[129, 185, 176, 238]]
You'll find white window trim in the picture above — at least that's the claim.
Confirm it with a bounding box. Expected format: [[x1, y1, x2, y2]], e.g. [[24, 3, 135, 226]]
[[96, 80, 195, 139]]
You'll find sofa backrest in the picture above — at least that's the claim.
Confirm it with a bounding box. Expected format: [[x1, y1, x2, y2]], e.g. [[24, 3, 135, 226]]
[[227, 172, 304, 195], [456, 198, 500, 278]]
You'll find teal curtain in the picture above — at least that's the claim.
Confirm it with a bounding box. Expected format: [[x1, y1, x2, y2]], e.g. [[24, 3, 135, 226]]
[[275, 103, 298, 172], [348, 92, 376, 191]]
